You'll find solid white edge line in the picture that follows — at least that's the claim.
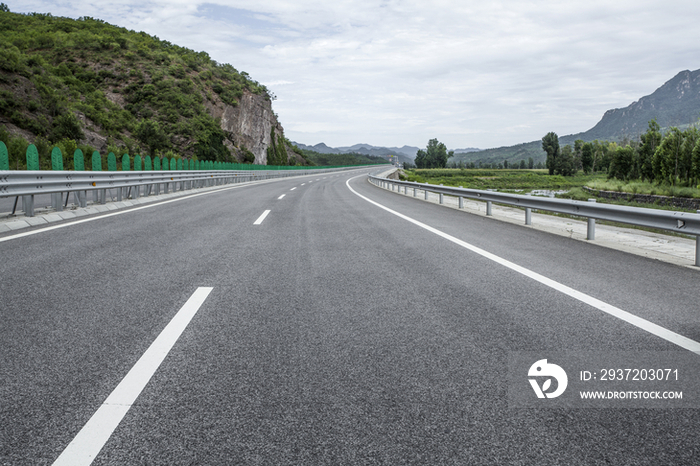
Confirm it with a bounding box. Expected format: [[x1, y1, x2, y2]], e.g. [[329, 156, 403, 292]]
[[254, 210, 271, 225], [52, 287, 214, 465], [347, 176, 700, 355], [278, 194, 286, 199]]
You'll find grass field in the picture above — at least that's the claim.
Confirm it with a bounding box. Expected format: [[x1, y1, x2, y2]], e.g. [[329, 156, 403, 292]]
[[400, 168, 699, 214], [400, 169, 604, 192]]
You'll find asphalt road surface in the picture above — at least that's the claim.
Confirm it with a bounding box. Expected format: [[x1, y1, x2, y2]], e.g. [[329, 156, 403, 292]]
[[1, 168, 699, 465]]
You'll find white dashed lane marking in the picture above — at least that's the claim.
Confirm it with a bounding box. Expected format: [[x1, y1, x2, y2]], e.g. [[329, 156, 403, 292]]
[[254, 210, 271, 225]]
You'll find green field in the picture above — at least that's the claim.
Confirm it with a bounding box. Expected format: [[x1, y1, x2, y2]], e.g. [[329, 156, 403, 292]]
[[400, 169, 604, 192], [399, 168, 700, 214]]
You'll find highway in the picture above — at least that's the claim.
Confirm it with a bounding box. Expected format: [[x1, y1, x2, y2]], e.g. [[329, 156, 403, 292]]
[[1, 168, 699, 465]]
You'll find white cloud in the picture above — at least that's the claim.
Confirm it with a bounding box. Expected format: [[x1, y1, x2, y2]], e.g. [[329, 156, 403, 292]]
[[12, 0, 700, 149]]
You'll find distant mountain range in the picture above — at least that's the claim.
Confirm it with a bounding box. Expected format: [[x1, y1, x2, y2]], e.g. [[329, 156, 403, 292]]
[[452, 68, 700, 165], [292, 142, 419, 165], [291, 142, 480, 164]]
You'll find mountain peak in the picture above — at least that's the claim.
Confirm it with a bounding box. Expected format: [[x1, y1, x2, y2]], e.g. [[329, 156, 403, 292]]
[[583, 68, 700, 141]]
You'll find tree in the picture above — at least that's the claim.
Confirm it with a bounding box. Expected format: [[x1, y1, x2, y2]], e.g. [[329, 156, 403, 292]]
[[608, 145, 635, 181], [692, 138, 700, 185], [528, 157, 534, 169], [581, 142, 593, 174], [639, 119, 661, 181], [49, 112, 84, 142], [415, 138, 449, 168], [135, 119, 168, 156], [414, 149, 427, 168], [542, 132, 559, 175], [556, 145, 577, 176], [679, 128, 698, 183], [653, 127, 683, 184]]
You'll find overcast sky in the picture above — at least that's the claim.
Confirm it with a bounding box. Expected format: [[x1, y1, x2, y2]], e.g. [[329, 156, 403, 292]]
[[14, 0, 700, 150]]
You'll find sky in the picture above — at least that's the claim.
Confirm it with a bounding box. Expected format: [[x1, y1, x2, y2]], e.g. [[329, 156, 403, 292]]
[[13, 0, 700, 150]]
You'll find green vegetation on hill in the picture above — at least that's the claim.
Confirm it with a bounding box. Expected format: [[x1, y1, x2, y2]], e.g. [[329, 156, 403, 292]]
[[449, 141, 546, 167], [296, 146, 389, 167], [0, 6, 275, 164]]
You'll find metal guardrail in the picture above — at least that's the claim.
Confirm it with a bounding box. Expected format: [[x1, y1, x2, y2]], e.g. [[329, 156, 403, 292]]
[[0, 166, 358, 217], [369, 174, 700, 266]]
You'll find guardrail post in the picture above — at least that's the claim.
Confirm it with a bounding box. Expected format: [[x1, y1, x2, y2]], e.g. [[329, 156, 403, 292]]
[[424, 187, 429, 200], [486, 201, 492, 216], [23, 145, 39, 217], [439, 193, 444, 204], [458, 186, 464, 209], [413, 187, 417, 197], [587, 199, 596, 240], [525, 208, 531, 225]]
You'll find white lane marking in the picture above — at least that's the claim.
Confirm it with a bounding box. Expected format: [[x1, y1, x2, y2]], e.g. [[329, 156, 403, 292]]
[[278, 194, 286, 200], [301, 183, 306, 186], [254, 210, 271, 225], [347, 176, 700, 355], [290, 187, 297, 191], [52, 287, 213, 465]]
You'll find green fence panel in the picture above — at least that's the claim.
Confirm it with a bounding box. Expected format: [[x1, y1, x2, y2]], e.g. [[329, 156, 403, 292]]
[[92, 151, 102, 171], [170, 158, 176, 170], [144, 156, 152, 171], [122, 154, 130, 171], [26, 144, 39, 170], [74, 149, 84, 171], [134, 155, 142, 171], [0, 141, 9, 170], [154, 157, 161, 170], [177, 159, 182, 170], [107, 152, 117, 171], [51, 147, 64, 170]]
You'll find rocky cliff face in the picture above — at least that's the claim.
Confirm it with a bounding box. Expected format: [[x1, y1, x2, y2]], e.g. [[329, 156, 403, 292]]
[[206, 90, 284, 165]]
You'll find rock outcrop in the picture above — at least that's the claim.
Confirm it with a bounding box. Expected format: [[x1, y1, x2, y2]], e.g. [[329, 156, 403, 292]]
[[206, 90, 284, 165]]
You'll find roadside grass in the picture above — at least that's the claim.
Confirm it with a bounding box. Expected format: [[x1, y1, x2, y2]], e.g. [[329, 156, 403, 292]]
[[586, 179, 700, 199], [401, 169, 603, 191]]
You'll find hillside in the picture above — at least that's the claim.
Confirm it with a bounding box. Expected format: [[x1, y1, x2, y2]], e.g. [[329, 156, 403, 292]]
[[0, 8, 305, 166], [294, 147, 390, 167], [452, 69, 700, 166], [292, 141, 417, 166]]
